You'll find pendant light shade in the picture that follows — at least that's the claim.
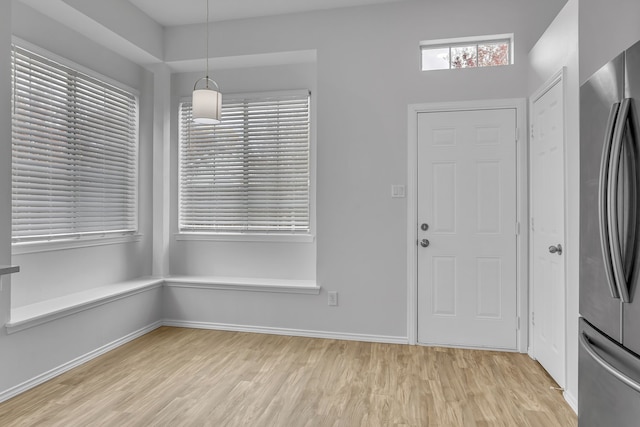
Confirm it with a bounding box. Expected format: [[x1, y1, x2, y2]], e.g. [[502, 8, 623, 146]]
[[193, 77, 221, 124], [192, 0, 221, 125]]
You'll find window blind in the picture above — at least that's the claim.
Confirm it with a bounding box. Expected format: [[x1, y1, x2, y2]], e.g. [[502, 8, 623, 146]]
[[11, 45, 138, 243], [179, 90, 310, 233]]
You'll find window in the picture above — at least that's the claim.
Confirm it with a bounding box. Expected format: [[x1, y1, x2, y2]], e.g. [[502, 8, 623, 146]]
[[179, 90, 310, 234], [420, 34, 512, 71], [11, 44, 138, 244]]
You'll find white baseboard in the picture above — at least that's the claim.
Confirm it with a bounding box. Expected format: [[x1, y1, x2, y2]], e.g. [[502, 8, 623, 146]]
[[0, 321, 162, 404], [564, 390, 578, 414], [163, 319, 409, 345]]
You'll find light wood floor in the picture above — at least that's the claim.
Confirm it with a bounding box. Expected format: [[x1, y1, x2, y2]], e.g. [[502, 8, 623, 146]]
[[0, 327, 577, 427]]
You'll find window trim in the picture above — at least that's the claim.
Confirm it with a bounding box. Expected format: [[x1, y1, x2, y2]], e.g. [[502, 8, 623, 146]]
[[420, 33, 514, 71], [174, 232, 314, 243], [177, 89, 314, 241], [12, 233, 143, 255], [11, 38, 140, 251]]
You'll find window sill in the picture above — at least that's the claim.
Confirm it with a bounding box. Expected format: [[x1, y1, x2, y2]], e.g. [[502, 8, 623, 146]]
[[164, 275, 320, 295], [175, 233, 315, 243], [12, 234, 143, 255], [6, 277, 163, 334]]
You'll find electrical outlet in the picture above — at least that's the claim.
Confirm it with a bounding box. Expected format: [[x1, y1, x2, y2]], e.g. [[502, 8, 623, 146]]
[[328, 291, 338, 306]]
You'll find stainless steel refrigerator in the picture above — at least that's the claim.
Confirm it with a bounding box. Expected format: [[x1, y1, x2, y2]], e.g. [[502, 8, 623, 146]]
[[579, 39, 640, 426]]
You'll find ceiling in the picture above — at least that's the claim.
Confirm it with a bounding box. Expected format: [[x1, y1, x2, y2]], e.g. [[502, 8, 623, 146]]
[[127, 0, 410, 26]]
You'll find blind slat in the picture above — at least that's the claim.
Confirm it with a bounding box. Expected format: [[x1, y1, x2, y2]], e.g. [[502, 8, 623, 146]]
[[11, 44, 138, 243], [179, 92, 310, 233]]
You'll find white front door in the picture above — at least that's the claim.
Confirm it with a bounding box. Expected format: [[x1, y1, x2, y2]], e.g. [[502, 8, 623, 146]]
[[417, 109, 518, 350], [530, 78, 566, 387]]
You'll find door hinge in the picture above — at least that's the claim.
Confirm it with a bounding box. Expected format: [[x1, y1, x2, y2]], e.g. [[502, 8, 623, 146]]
[[531, 312, 535, 326], [530, 124, 535, 139], [515, 127, 520, 142], [530, 217, 535, 232], [515, 222, 520, 235], [517, 316, 520, 330]]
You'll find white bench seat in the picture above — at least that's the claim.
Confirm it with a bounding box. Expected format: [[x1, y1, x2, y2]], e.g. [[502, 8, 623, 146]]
[[7, 277, 164, 334], [6, 275, 320, 334]]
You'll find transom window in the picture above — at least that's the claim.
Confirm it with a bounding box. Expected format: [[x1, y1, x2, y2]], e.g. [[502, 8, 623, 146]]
[[178, 90, 310, 234], [420, 34, 513, 71], [11, 44, 139, 244]]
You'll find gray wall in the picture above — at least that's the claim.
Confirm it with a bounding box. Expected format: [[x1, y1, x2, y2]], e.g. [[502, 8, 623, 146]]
[[0, 2, 160, 399], [0, 0, 569, 401], [10, 1, 155, 306], [162, 0, 566, 338], [0, 0, 13, 337], [580, 0, 640, 83]]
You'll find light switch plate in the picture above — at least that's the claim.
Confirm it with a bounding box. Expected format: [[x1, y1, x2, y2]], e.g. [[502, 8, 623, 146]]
[[391, 185, 406, 198]]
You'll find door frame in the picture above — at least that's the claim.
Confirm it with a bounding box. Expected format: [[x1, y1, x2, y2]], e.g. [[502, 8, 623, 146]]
[[407, 98, 529, 352], [528, 68, 567, 378]]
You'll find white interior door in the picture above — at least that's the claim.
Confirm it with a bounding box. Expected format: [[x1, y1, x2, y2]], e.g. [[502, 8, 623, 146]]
[[417, 108, 518, 350], [530, 78, 566, 387]]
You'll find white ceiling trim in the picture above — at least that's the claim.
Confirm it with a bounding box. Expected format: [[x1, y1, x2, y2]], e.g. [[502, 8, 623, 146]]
[[166, 49, 317, 73], [127, 0, 410, 26]]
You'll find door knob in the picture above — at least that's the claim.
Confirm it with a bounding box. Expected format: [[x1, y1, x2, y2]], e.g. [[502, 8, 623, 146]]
[[420, 239, 430, 248], [548, 244, 563, 255]]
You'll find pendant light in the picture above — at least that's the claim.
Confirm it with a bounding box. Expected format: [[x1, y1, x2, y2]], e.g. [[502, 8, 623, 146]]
[[192, 0, 221, 124]]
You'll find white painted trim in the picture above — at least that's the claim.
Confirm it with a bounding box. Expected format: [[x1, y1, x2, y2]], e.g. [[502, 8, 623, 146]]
[[164, 276, 320, 295], [407, 106, 418, 345], [417, 341, 519, 353], [530, 68, 565, 104], [419, 34, 515, 68], [163, 319, 408, 345], [407, 98, 529, 352], [0, 321, 162, 404], [174, 232, 315, 243], [516, 97, 529, 354], [420, 33, 514, 47], [528, 68, 567, 387], [564, 390, 578, 414], [12, 234, 142, 255], [6, 279, 164, 334], [167, 50, 317, 73]]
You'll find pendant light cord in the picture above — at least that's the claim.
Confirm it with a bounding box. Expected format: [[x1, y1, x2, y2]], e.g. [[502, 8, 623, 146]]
[[205, 0, 209, 87]]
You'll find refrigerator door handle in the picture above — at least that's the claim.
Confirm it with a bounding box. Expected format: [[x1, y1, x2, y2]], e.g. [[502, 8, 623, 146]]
[[600, 102, 621, 299], [580, 332, 640, 393], [607, 98, 632, 303]]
